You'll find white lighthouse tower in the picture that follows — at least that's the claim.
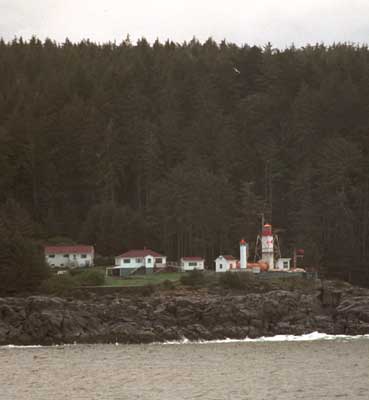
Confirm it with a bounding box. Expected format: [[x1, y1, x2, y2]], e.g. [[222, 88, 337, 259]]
[[261, 224, 274, 269], [240, 239, 247, 270]]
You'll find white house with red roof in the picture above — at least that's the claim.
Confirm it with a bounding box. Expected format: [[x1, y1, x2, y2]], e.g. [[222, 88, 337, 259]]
[[215, 255, 237, 272], [108, 248, 167, 276], [45, 245, 94, 268], [180, 257, 205, 271]]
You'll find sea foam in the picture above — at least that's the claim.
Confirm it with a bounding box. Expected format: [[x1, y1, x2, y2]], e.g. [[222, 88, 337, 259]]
[[160, 332, 369, 345], [2, 332, 369, 348]]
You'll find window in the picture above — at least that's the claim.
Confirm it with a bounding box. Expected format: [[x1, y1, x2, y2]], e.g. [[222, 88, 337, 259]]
[[283, 261, 289, 269], [123, 259, 131, 264], [156, 258, 163, 263], [147, 258, 152, 263], [219, 264, 223, 269], [63, 254, 69, 258], [189, 262, 197, 267], [48, 254, 55, 258], [81, 254, 87, 259], [136, 258, 143, 263], [73, 254, 77, 260]]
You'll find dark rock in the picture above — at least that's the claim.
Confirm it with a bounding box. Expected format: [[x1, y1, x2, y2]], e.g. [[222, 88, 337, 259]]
[[26, 296, 65, 312], [275, 321, 292, 334], [336, 297, 369, 323], [248, 326, 261, 338], [250, 318, 263, 329], [0, 280, 368, 345], [320, 281, 351, 308], [0, 322, 8, 343], [313, 315, 335, 333]]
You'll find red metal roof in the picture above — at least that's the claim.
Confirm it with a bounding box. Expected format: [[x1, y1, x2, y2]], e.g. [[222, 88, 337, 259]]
[[117, 249, 164, 258], [44, 245, 94, 254], [222, 255, 236, 261], [181, 256, 204, 261]]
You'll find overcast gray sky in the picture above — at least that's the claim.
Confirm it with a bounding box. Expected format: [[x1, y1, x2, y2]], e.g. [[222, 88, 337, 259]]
[[0, 0, 368, 48]]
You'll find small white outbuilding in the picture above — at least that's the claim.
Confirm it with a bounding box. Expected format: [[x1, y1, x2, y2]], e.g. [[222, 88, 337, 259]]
[[214, 255, 237, 272], [180, 257, 205, 271], [275, 258, 291, 271]]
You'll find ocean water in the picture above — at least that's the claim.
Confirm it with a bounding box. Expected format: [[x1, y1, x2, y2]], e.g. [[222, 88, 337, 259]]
[[1, 333, 369, 400]]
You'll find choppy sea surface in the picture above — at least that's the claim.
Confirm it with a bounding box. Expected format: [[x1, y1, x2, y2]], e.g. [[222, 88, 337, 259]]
[[1, 333, 369, 400]]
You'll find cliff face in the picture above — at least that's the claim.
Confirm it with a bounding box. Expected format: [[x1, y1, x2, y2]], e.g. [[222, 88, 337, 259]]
[[1, 281, 369, 345]]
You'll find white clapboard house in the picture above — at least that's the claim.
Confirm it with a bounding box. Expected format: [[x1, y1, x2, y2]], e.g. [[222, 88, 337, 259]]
[[45, 245, 94, 268], [107, 248, 167, 277]]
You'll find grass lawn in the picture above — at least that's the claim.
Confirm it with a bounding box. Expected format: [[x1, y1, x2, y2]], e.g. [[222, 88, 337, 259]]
[[104, 272, 182, 287]]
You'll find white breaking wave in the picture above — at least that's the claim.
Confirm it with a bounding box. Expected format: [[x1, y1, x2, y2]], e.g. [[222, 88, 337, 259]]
[[160, 332, 369, 345], [0, 343, 73, 349], [2, 332, 369, 348], [1, 344, 44, 349]]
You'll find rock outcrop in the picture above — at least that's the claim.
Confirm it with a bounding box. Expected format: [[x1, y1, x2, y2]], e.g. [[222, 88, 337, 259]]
[[0, 280, 369, 345]]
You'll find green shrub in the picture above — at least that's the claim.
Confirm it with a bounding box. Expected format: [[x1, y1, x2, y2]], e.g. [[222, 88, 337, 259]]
[[0, 235, 50, 294], [218, 271, 256, 290], [74, 270, 105, 286], [68, 268, 85, 277], [162, 279, 176, 290], [219, 271, 243, 289], [40, 274, 77, 295], [180, 270, 205, 287], [40, 269, 105, 294], [268, 276, 314, 292]]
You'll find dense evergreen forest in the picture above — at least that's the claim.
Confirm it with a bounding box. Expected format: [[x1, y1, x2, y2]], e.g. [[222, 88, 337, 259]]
[[1, 37, 369, 275]]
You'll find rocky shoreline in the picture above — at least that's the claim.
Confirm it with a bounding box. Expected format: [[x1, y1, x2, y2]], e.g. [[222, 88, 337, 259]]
[[1, 280, 369, 346]]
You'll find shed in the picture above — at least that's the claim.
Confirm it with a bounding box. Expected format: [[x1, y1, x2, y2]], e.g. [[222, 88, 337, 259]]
[[215, 255, 237, 272], [180, 257, 205, 271], [275, 258, 291, 271]]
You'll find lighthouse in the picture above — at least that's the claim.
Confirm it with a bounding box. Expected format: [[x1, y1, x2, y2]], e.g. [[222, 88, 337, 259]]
[[261, 224, 274, 269], [240, 239, 247, 270]]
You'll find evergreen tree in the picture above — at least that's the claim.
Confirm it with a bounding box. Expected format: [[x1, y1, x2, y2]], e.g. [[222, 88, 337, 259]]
[[0, 38, 368, 280], [0, 200, 49, 293]]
